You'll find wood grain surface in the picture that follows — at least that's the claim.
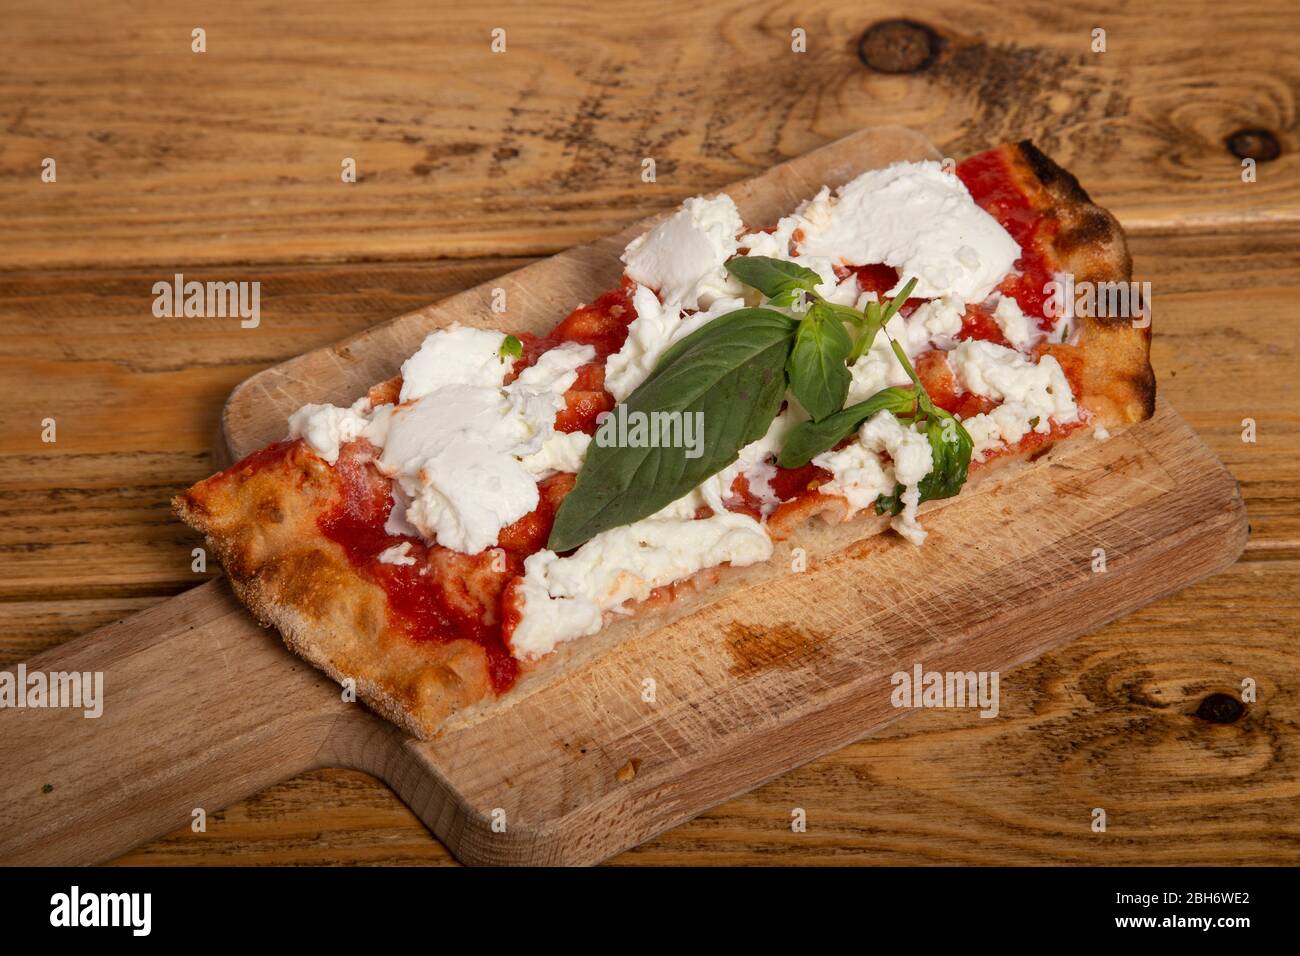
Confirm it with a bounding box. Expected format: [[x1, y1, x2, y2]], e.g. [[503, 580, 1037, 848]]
[[0, 0, 1296, 865]]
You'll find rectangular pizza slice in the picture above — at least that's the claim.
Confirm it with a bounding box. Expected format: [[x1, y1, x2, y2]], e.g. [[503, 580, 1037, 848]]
[[175, 140, 1154, 739]]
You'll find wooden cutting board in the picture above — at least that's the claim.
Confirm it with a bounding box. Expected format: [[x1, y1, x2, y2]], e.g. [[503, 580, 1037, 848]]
[[0, 127, 1247, 866]]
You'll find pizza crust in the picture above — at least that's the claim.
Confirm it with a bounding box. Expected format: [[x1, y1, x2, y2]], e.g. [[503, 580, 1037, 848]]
[[1009, 140, 1156, 426], [176, 142, 1153, 739], [175, 444, 494, 739]]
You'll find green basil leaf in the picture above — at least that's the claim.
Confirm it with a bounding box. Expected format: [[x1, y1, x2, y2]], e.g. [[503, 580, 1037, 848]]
[[917, 409, 973, 502], [875, 410, 973, 515], [499, 334, 523, 361], [787, 303, 853, 422], [817, 301, 868, 329], [873, 485, 903, 516], [776, 386, 919, 468], [765, 288, 804, 310], [548, 308, 797, 552], [636, 304, 778, 392], [726, 256, 822, 300]]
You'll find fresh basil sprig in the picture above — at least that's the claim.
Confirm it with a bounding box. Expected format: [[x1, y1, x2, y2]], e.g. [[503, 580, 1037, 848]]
[[779, 325, 974, 514], [847, 276, 917, 364], [547, 308, 797, 552], [727, 257, 855, 420], [725, 258, 919, 424], [776, 386, 918, 468], [787, 301, 854, 421], [547, 256, 966, 552]]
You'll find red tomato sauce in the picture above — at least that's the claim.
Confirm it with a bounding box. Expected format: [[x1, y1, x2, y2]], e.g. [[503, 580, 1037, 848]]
[[554, 363, 616, 434], [837, 263, 928, 317], [510, 283, 631, 434], [970, 415, 1088, 470], [957, 308, 1011, 347], [727, 462, 830, 520], [304, 283, 642, 694], [518, 281, 636, 364], [314, 442, 521, 692], [957, 148, 1060, 333], [845, 263, 901, 299]]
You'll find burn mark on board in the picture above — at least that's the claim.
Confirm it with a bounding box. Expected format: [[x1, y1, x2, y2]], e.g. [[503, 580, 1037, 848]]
[[925, 38, 1129, 160], [411, 141, 484, 177], [488, 58, 688, 188], [725, 621, 826, 677], [487, 70, 543, 180]]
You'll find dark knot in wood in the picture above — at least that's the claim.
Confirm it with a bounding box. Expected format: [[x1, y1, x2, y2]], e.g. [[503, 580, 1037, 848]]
[[1225, 128, 1281, 162], [1195, 692, 1245, 724], [858, 20, 941, 74]]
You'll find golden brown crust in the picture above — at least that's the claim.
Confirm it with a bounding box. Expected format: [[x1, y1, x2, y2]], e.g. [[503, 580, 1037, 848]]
[[173, 443, 492, 739], [176, 141, 1153, 739], [1008, 140, 1155, 425]]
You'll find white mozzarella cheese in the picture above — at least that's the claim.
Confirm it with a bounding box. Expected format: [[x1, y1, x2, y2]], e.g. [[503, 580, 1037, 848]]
[[289, 329, 594, 555], [399, 324, 514, 401], [508, 509, 772, 660], [621, 195, 744, 310], [286, 399, 389, 464], [814, 410, 935, 544], [520, 430, 592, 479], [603, 287, 745, 401], [794, 160, 1021, 303], [376, 542, 416, 566], [991, 295, 1043, 351], [949, 339, 1078, 461]]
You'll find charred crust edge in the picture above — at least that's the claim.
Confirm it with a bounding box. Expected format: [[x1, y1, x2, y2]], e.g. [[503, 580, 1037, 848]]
[[1015, 140, 1133, 285], [1131, 358, 1158, 420], [1014, 140, 1154, 423], [1016, 139, 1093, 206]]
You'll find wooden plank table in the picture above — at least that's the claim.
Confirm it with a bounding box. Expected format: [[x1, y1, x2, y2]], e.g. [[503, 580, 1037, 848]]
[[1, 0, 1296, 865]]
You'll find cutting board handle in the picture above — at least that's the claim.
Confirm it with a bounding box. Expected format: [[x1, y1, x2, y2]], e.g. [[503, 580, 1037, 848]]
[[0, 579, 354, 865]]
